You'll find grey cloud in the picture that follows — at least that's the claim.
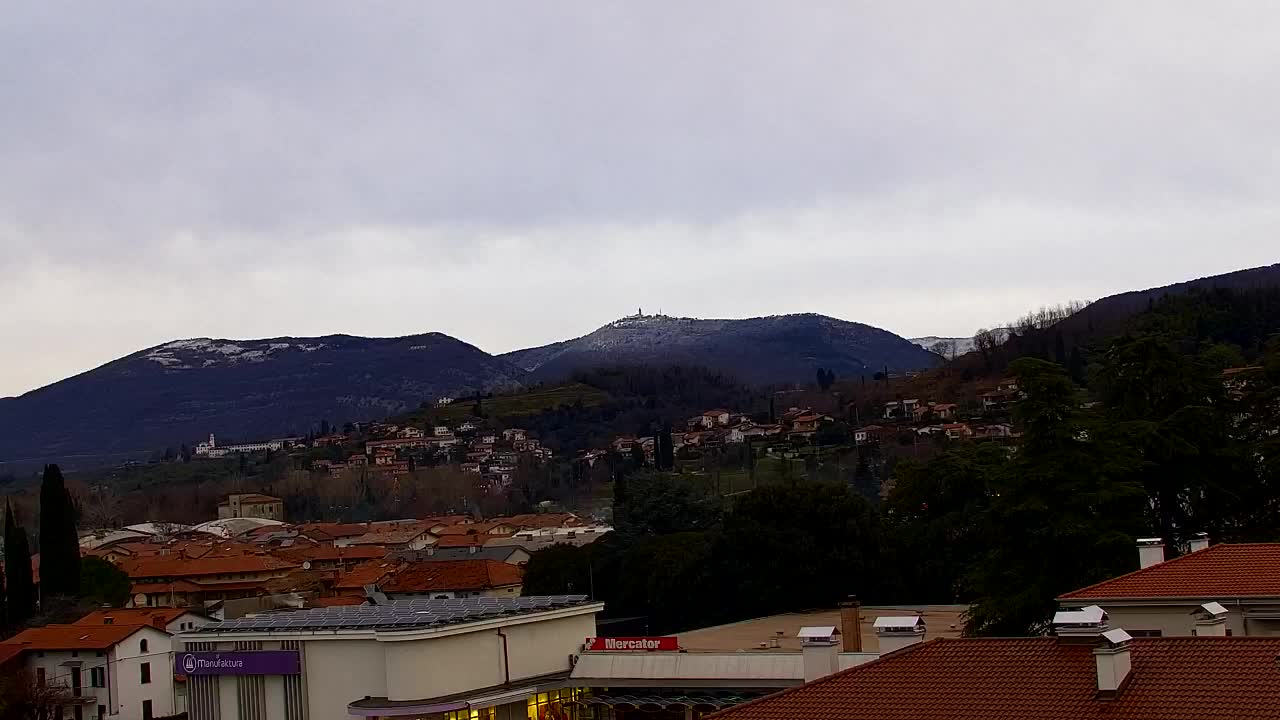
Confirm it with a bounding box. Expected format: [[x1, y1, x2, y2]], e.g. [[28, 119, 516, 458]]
[[1, 2, 1277, 395]]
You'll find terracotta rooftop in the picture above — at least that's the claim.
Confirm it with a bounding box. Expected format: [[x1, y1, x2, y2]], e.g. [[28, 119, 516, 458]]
[[381, 559, 523, 594], [435, 521, 510, 536], [272, 544, 387, 563], [131, 580, 204, 594], [120, 554, 298, 579], [75, 608, 195, 628], [2, 624, 152, 651], [1059, 544, 1280, 600], [334, 559, 405, 590], [348, 527, 435, 546], [710, 637, 1280, 720], [434, 533, 501, 548], [294, 522, 373, 540]]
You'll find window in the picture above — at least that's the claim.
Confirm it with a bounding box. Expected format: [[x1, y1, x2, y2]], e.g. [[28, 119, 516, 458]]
[[103, 617, 114, 625], [36, 668, 45, 686], [73, 706, 83, 720], [140, 662, 151, 684], [97, 706, 106, 720], [91, 667, 106, 688], [1128, 629, 1163, 638], [142, 700, 153, 720], [140, 639, 149, 653]]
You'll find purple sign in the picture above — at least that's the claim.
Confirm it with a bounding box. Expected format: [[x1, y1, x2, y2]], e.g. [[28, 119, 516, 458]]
[[176, 650, 301, 676]]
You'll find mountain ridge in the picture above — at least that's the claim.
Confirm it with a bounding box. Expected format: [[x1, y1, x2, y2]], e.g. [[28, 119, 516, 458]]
[[502, 312, 939, 385]]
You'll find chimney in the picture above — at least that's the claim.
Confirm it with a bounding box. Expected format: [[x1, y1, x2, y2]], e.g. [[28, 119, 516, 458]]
[[1188, 532, 1210, 554], [1053, 605, 1109, 644], [1192, 601, 1228, 637], [840, 597, 863, 652], [1093, 628, 1133, 698], [798, 626, 841, 682], [873, 616, 925, 654], [469, 544, 478, 554], [1137, 538, 1165, 569]]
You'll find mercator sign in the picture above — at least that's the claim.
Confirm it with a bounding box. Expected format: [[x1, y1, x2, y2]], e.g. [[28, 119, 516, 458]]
[[584, 636, 678, 651]]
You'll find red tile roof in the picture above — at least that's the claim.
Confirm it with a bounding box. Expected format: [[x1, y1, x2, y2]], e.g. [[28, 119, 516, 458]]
[[294, 522, 370, 540], [2, 624, 152, 651], [272, 544, 387, 563], [1059, 544, 1280, 600], [434, 534, 499, 548], [120, 554, 298, 579], [334, 559, 405, 590], [381, 559, 523, 594], [131, 580, 204, 594], [710, 637, 1280, 720], [75, 608, 193, 628]]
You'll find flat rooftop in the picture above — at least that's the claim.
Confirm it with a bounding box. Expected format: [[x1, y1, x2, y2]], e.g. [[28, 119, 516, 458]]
[[677, 605, 967, 653], [191, 595, 595, 634]]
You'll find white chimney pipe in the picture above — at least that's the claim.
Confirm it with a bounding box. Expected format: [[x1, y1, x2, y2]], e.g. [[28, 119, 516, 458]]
[[1094, 629, 1132, 696], [1188, 532, 1210, 553], [798, 626, 841, 682], [1137, 538, 1165, 569], [1193, 601, 1228, 636], [874, 616, 926, 654]]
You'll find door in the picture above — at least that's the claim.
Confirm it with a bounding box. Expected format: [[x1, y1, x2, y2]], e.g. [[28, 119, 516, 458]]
[[70, 667, 82, 697]]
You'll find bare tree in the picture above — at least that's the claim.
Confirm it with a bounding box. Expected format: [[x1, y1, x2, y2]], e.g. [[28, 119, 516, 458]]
[[0, 669, 77, 720]]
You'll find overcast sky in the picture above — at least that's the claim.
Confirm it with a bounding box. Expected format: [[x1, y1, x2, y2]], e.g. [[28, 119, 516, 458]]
[[2, 2, 1277, 397]]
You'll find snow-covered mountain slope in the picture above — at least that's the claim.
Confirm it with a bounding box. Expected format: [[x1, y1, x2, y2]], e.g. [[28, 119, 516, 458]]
[[504, 313, 938, 385]]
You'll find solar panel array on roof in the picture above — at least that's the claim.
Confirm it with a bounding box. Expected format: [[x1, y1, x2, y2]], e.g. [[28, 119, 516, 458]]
[[196, 595, 591, 633]]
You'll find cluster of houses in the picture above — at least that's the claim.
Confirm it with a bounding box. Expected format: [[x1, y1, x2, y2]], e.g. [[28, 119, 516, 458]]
[[859, 378, 1024, 446], [580, 406, 838, 467], [73, 501, 611, 614], [193, 419, 553, 493], [12, 527, 1280, 720]]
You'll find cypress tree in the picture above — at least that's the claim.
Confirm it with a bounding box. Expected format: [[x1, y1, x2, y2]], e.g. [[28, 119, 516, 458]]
[[39, 464, 80, 597], [4, 502, 35, 625]]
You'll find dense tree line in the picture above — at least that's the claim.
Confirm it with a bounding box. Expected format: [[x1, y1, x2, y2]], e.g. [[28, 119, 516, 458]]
[[527, 289, 1280, 635]]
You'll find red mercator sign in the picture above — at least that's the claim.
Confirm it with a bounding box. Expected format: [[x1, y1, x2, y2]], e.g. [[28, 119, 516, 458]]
[[585, 636, 678, 651]]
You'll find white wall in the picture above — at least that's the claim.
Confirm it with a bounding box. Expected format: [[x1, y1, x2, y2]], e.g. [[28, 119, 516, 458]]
[[25, 649, 111, 714], [303, 639, 387, 720], [112, 627, 178, 719], [383, 631, 506, 702], [1089, 604, 1252, 637], [502, 614, 596, 681]]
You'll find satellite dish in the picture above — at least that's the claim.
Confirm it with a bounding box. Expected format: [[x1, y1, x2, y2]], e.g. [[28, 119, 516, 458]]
[[302, 561, 312, 570]]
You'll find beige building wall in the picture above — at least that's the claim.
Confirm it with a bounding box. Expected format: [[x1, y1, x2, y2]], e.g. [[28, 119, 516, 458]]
[[384, 631, 506, 701], [304, 639, 387, 720], [503, 614, 596, 681], [1082, 602, 1280, 637]]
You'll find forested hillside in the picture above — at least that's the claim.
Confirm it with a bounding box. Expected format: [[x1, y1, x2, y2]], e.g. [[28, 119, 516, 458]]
[[525, 286, 1280, 636]]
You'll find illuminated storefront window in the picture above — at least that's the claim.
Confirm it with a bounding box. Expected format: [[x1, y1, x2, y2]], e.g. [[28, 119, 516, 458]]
[[526, 688, 583, 720]]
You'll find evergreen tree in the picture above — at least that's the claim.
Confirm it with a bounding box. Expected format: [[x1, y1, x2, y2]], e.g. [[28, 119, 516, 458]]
[[658, 424, 676, 471], [4, 502, 35, 626], [0, 541, 5, 632], [39, 464, 80, 598]]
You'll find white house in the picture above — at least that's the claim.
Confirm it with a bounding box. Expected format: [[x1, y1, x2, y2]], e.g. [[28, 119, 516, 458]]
[[1, 623, 178, 720]]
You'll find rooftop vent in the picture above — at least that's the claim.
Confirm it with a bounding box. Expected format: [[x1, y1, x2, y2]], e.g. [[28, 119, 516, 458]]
[[874, 616, 926, 655], [1192, 601, 1229, 636], [1054, 605, 1110, 643]]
